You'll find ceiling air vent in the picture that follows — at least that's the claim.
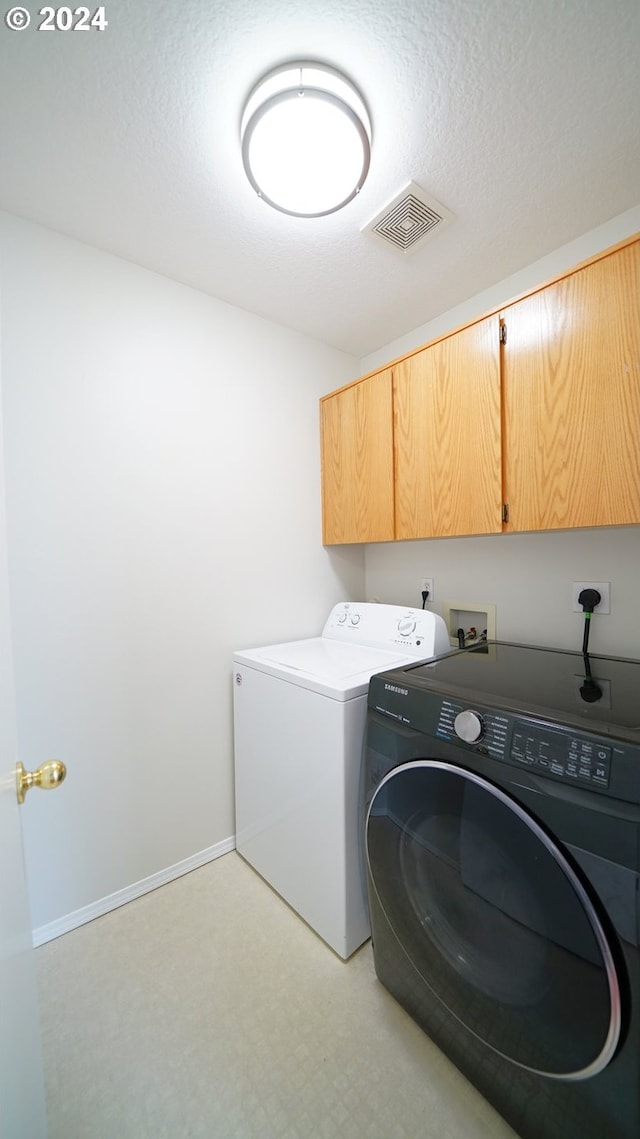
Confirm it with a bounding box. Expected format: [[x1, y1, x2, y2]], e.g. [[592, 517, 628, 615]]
[[363, 182, 453, 255]]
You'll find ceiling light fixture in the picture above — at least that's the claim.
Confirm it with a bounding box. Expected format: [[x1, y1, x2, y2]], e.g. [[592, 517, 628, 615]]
[[240, 62, 372, 219]]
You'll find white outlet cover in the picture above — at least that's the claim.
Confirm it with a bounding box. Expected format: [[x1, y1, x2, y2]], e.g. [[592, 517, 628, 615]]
[[572, 581, 610, 614], [421, 578, 434, 602]]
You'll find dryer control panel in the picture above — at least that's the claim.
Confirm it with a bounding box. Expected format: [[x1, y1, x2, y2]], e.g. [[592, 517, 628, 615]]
[[440, 699, 612, 788], [368, 644, 640, 805], [369, 675, 640, 801], [509, 722, 611, 787], [436, 701, 612, 787]]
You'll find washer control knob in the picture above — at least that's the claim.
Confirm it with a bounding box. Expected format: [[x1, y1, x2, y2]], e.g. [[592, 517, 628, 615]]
[[454, 710, 484, 743], [398, 618, 416, 636], [337, 613, 347, 624], [350, 613, 361, 625]]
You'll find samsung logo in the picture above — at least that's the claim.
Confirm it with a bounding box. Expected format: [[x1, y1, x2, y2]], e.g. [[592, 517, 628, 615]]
[[384, 683, 409, 696]]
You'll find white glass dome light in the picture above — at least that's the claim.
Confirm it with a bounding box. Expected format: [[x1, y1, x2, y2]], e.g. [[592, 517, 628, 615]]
[[241, 63, 372, 218]]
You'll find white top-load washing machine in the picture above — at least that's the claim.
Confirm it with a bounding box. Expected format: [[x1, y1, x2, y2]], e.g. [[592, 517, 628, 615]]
[[233, 601, 449, 958]]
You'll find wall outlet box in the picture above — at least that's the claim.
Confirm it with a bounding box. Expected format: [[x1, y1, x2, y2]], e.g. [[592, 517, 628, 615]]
[[420, 578, 434, 602], [572, 581, 610, 614]]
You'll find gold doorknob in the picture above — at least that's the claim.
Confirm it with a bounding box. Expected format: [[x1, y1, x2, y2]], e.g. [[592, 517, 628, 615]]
[[16, 760, 67, 804]]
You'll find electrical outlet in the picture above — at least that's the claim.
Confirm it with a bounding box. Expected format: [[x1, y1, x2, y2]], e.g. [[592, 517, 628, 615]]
[[420, 578, 434, 602], [572, 581, 610, 614]]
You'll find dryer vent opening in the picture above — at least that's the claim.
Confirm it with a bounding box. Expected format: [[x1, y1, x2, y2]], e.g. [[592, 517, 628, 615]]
[[363, 182, 454, 255]]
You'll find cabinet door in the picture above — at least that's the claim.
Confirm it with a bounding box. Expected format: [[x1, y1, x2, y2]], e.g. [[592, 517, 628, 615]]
[[394, 316, 502, 539], [502, 241, 640, 532], [320, 369, 394, 544]]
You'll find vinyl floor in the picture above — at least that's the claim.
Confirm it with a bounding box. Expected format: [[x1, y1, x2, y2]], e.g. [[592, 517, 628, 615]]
[[36, 851, 518, 1138]]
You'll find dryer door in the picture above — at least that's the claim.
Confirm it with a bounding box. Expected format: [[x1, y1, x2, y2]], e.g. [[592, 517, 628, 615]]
[[366, 761, 622, 1080]]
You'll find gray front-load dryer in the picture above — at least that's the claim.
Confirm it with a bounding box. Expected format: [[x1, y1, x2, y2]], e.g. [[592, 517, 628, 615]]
[[363, 641, 640, 1139]]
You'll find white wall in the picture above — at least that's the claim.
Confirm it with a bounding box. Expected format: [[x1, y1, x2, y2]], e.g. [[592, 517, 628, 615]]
[[0, 212, 364, 936], [361, 206, 640, 659], [365, 529, 639, 658]]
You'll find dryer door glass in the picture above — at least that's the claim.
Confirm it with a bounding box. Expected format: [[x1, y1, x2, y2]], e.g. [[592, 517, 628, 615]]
[[366, 761, 621, 1079]]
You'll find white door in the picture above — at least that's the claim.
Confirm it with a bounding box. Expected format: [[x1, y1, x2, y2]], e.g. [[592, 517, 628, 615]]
[[0, 374, 47, 1137]]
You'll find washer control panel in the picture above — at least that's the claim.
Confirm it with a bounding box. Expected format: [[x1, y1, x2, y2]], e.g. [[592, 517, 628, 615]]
[[323, 602, 449, 657]]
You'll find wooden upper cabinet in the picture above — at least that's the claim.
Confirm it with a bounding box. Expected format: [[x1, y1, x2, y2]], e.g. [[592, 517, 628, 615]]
[[502, 240, 640, 532], [319, 234, 639, 545], [320, 369, 395, 544], [394, 315, 503, 539]]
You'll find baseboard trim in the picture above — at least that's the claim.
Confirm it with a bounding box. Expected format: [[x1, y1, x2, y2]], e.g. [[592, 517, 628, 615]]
[[32, 836, 236, 947]]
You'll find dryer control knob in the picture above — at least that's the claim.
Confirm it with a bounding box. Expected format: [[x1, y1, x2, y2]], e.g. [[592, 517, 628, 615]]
[[454, 710, 484, 743]]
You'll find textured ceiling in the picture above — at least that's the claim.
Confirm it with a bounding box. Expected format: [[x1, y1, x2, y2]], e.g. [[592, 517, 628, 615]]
[[1, 0, 639, 357]]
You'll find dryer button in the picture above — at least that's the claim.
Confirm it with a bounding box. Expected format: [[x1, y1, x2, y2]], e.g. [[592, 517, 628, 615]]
[[454, 710, 484, 743]]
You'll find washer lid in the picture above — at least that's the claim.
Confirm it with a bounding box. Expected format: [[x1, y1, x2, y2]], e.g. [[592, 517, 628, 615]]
[[244, 637, 409, 680], [233, 636, 419, 698]]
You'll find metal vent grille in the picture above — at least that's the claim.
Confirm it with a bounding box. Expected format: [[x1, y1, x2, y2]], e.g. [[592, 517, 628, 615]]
[[363, 182, 453, 255]]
